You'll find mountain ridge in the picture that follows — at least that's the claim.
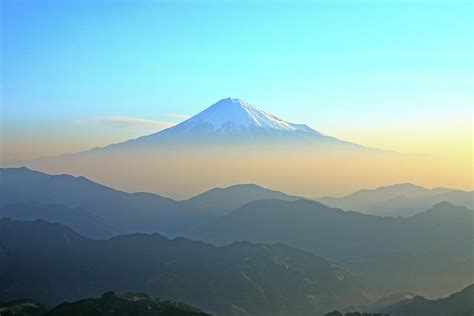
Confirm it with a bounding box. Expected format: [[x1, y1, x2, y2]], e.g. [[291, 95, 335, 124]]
[[316, 183, 474, 217], [190, 199, 474, 261], [102, 97, 359, 150], [381, 284, 474, 316], [0, 167, 308, 236], [0, 218, 376, 315], [159, 97, 321, 136]]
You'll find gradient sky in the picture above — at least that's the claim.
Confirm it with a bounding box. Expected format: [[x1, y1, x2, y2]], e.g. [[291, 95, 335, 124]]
[[1, 0, 473, 162]]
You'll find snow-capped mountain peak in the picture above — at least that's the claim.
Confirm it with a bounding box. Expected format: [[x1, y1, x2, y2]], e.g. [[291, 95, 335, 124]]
[[159, 98, 319, 136]]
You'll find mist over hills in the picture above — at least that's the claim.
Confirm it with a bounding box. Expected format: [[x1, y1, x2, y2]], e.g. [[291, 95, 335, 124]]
[[327, 284, 474, 316], [0, 167, 179, 236], [0, 218, 376, 316], [343, 252, 474, 299], [0, 167, 300, 236], [190, 199, 474, 261], [2, 216, 471, 315], [1, 167, 472, 314], [0, 203, 113, 239], [317, 183, 474, 217], [176, 183, 302, 215], [2, 168, 472, 262], [3, 0, 472, 313]]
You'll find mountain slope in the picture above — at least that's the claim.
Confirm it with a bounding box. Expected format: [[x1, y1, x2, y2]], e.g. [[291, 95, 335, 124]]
[[381, 284, 474, 316], [190, 200, 474, 261], [0, 218, 376, 316], [118, 98, 340, 145], [46, 292, 209, 316], [0, 168, 310, 237], [316, 183, 474, 217], [343, 252, 474, 299], [153, 98, 321, 138], [177, 183, 302, 215], [0, 167, 185, 235], [0, 203, 113, 239], [93, 97, 356, 153]]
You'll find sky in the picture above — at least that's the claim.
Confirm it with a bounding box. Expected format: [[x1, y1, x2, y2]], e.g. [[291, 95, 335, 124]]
[[1, 0, 473, 163]]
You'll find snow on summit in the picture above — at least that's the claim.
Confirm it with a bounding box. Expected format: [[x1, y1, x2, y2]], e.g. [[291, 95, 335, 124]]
[[159, 98, 319, 136]]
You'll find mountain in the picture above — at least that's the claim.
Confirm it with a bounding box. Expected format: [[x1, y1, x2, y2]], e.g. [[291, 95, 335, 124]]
[[177, 183, 302, 215], [0, 203, 113, 239], [3, 98, 427, 199], [343, 252, 474, 299], [46, 292, 209, 316], [132, 98, 327, 141], [0, 167, 184, 236], [190, 199, 474, 261], [316, 183, 474, 217], [381, 284, 474, 316], [0, 168, 308, 237], [0, 218, 376, 316]]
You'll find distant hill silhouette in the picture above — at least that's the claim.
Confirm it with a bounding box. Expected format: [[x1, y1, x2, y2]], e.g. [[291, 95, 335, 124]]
[[382, 284, 474, 316], [0, 218, 376, 316], [317, 183, 473, 217], [0, 203, 113, 239], [0, 167, 177, 235], [176, 183, 301, 215], [191, 199, 474, 261], [0, 168, 302, 237]]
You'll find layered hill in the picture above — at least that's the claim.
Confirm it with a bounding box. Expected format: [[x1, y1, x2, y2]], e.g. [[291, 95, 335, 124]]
[[0, 167, 179, 236], [0, 167, 300, 237], [176, 183, 302, 215], [343, 252, 474, 299], [0, 203, 113, 239], [190, 199, 474, 261], [317, 183, 474, 217], [0, 218, 376, 315]]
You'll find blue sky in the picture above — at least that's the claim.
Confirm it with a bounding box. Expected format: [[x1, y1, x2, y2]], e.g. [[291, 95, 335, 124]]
[[1, 0, 473, 159]]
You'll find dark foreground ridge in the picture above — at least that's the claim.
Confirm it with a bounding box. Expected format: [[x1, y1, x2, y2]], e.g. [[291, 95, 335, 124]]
[[0, 292, 209, 316]]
